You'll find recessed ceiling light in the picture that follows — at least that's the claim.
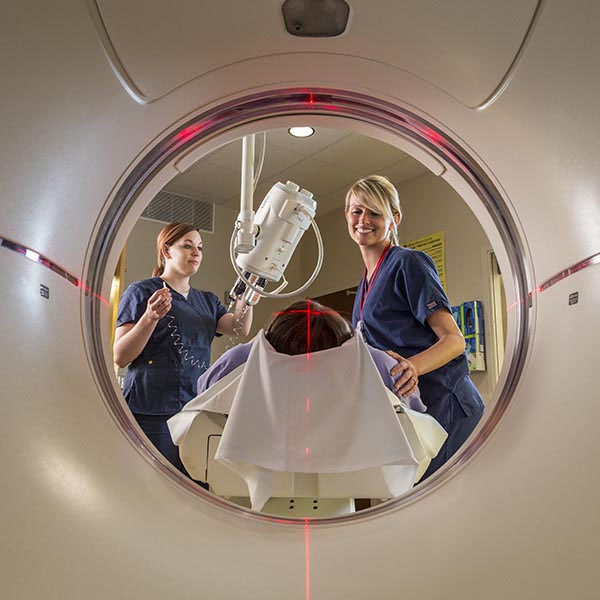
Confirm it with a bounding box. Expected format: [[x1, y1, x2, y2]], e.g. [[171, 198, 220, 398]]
[[288, 126, 315, 138]]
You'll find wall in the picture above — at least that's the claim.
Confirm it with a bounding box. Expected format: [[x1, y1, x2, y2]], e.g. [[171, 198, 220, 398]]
[[299, 172, 498, 404]]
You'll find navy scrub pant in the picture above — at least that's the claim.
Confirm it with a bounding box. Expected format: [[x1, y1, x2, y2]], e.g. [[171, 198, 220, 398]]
[[133, 413, 208, 488], [421, 409, 484, 480]]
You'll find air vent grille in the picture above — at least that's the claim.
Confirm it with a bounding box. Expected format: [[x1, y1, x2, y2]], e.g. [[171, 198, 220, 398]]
[[141, 190, 214, 233]]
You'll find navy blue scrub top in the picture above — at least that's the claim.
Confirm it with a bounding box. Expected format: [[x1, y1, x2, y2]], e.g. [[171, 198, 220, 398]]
[[116, 277, 228, 415], [352, 246, 484, 429]]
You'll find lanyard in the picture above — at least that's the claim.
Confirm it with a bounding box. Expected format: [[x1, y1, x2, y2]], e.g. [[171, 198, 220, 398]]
[[359, 244, 391, 322]]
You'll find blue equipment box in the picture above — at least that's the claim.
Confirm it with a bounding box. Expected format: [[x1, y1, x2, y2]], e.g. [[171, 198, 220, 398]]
[[451, 300, 485, 371]]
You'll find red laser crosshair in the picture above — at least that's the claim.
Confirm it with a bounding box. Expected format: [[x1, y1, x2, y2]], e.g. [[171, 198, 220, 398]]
[[272, 299, 339, 359]]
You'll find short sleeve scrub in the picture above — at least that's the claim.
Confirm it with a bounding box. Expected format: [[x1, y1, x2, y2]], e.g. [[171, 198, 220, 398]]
[[116, 277, 227, 475], [352, 246, 485, 478]]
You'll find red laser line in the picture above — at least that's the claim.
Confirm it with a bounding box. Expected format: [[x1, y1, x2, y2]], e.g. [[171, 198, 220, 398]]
[[0, 238, 110, 307], [75, 279, 110, 306], [307, 298, 311, 359], [506, 287, 544, 312], [272, 310, 338, 315], [271, 303, 330, 469], [174, 120, 214, 141], [305, 518, 311, 600]]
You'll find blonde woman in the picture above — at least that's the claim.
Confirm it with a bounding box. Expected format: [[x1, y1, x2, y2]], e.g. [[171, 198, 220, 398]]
[[345, 175, 484, 478]]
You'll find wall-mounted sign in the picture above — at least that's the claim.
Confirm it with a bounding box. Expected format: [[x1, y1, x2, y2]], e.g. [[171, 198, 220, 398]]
[[403, 231, 447, 291]]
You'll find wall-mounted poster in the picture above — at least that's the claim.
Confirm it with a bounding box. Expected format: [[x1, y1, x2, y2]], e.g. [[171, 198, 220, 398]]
[[403, 231, 447, 292]]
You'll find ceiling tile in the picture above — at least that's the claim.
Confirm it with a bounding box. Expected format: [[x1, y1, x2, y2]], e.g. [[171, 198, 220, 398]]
[[203, 139, 243, 171], [167, 132, 432, 215], [205, 137, 306, 181], [266, 127, 350, 155], [172, 162, 241, 200], [226, 177, 280, 206], [274, 158, 359, 197], [258, 146, 306, 179], [312, 134, 406, 173], [325, 185, 351, 205], [315, 195, 345, 216], [379, 157, 430, 184]]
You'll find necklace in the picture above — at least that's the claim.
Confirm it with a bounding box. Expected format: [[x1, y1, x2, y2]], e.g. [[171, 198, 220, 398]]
[[359, 244, 391, 322]]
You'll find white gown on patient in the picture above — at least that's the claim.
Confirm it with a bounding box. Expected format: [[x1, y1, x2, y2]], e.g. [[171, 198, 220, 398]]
[[168, 330, 447, 511]]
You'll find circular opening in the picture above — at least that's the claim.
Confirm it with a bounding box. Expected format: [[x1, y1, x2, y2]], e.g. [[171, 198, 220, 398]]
[[84, 88, 532, 524]]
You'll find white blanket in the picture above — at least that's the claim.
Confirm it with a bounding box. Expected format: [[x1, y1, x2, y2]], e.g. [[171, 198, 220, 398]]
[[168, 330, 447, 510]]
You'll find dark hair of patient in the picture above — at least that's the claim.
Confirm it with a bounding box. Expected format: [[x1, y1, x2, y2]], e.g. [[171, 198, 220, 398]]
[[265, 300, 353, 355]]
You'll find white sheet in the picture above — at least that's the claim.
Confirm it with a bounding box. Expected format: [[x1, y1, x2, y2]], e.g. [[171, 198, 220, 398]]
[[168, 330, 447, 510]]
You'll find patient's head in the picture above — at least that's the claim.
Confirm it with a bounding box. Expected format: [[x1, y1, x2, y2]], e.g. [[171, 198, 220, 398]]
[[265, 300, 353, 355]]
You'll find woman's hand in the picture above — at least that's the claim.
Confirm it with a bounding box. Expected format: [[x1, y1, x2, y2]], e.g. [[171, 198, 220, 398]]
[[387, 350, 419, 397], [113, 286, 172, 368], [145, 287, 171, 321], [384, 309, 466, 398]]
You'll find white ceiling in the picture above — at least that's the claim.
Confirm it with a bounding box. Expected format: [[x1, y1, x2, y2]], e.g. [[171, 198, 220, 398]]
[[166, 127, 430, 216]]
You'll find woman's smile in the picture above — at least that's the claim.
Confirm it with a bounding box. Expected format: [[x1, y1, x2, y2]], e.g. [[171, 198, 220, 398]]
[[355, 225, 375, 234], [346, 200, 391, 248]]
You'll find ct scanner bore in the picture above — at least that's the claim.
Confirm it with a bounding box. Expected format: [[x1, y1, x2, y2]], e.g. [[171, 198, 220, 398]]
[[85, 88, 531, 522], [2, 2, 599, 598]]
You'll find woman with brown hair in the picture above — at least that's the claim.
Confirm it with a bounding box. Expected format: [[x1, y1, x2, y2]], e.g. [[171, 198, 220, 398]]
[[113, 222, 252, 474]]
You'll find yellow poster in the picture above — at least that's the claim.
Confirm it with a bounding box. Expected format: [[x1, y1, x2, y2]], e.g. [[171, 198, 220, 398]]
[[403, 231, 447, 292]]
